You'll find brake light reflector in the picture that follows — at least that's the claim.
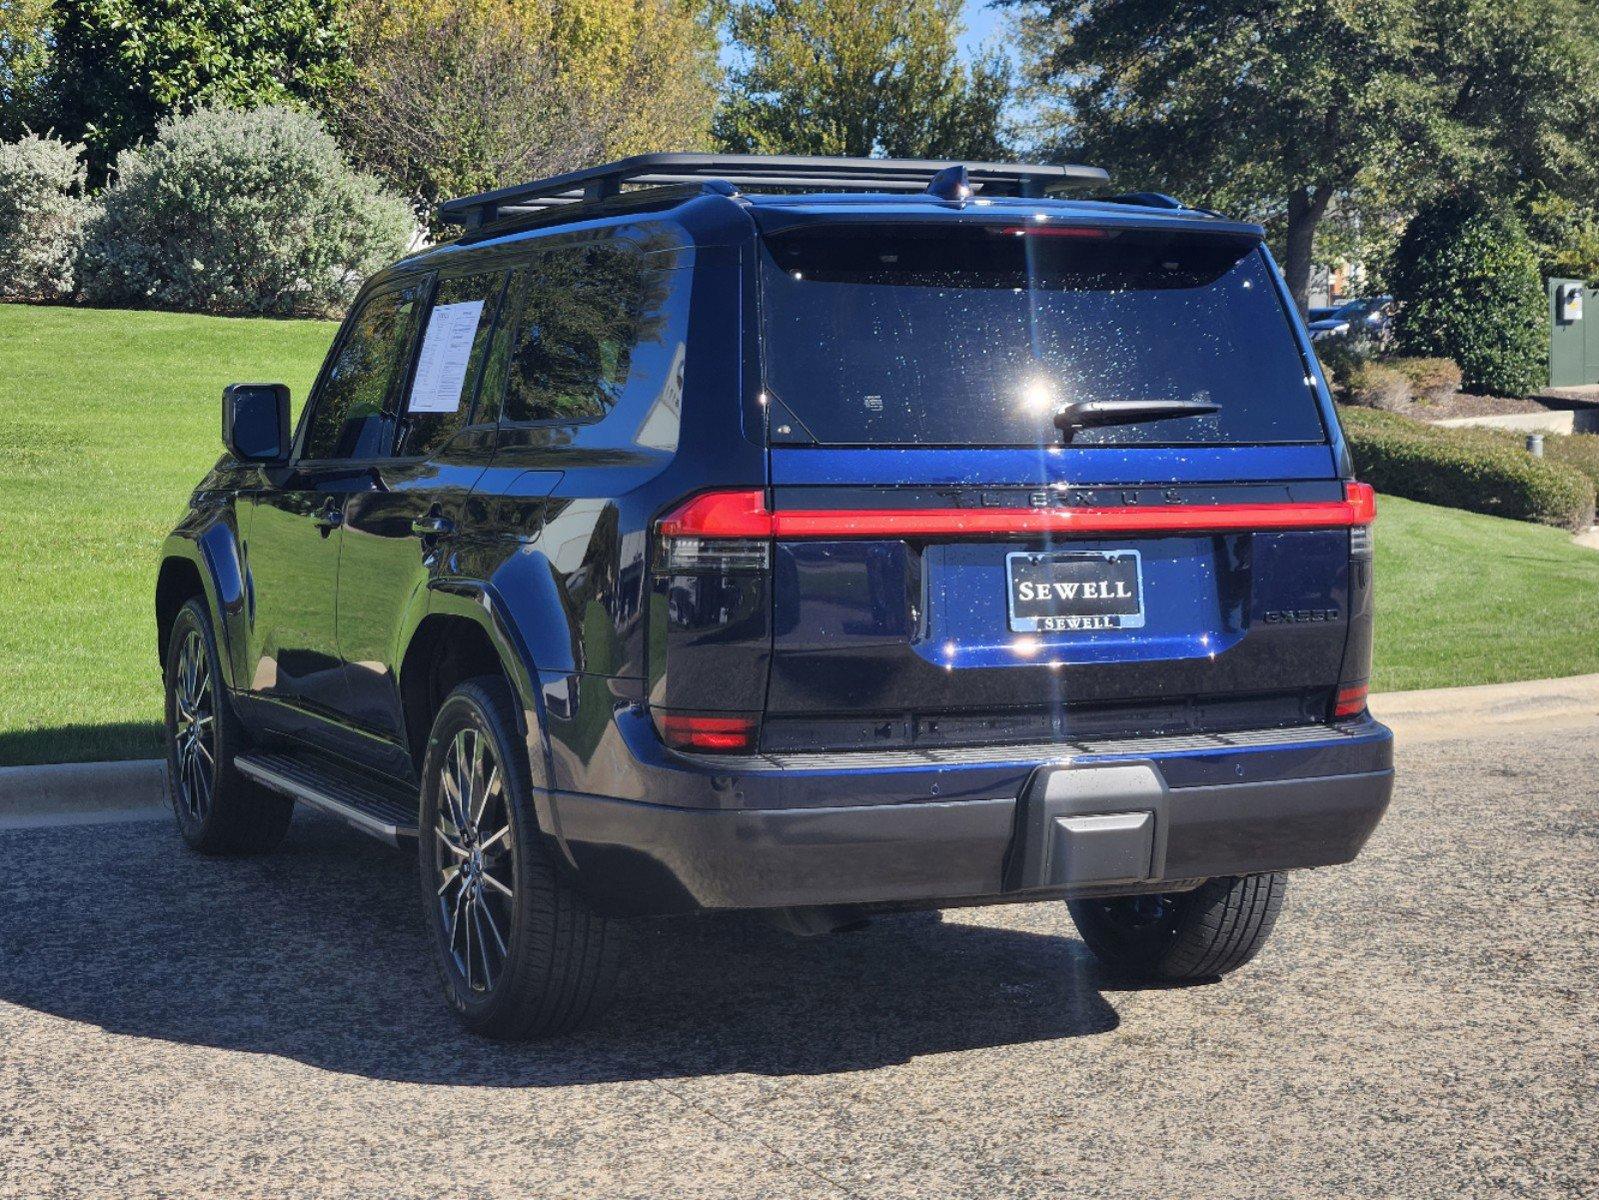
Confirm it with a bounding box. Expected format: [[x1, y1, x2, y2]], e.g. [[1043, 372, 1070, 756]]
[[1333, 683, 1369, 719], [655, 712, 758, 752], [999, 225, 1112, 239]]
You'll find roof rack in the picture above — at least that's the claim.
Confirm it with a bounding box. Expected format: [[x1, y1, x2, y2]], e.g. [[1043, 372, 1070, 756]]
[[438, 152, 1110, 230]]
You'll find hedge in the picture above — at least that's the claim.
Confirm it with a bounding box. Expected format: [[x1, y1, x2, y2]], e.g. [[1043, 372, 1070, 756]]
[[1389, 195, 1547, 398], [1339, 406, 1596, 531], [1538, 431, 1599, 496]]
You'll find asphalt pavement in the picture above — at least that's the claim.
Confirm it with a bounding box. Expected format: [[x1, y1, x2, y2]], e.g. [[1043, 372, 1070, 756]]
[[1, 718, 1595, 1199]]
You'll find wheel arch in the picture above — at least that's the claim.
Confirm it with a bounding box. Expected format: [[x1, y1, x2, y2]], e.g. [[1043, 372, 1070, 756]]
[[157, 526, 240, 666], [156, 553, 208, 671], [403, 582, 558, 819]]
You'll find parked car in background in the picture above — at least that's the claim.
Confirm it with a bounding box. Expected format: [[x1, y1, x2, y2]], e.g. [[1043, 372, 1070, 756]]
[[155, 153, 1392, 1040], [1309, 295, 1394, 342]]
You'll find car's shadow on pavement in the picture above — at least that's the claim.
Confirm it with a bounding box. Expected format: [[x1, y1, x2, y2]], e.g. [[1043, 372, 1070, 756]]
[[0, 810, 1122, 1085]]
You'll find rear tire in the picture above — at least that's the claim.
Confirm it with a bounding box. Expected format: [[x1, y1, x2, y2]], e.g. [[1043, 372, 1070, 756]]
[[1068, 873, 1287, 981], [163, 597, 293, 854], [419, 676, 622, 1039]]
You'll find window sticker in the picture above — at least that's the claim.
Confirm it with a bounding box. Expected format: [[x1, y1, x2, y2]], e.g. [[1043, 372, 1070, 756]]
[[407, 300, 485, 414]]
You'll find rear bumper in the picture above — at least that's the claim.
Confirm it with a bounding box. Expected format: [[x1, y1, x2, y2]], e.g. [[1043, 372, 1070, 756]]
[[548, 716, 1394, 915]]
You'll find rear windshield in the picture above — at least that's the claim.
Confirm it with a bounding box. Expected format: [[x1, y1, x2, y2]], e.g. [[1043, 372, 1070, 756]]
[[758, 224, 1325, 447]]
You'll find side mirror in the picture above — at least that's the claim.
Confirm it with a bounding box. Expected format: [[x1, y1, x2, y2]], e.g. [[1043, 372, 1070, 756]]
[[222, 383, 291, 462]]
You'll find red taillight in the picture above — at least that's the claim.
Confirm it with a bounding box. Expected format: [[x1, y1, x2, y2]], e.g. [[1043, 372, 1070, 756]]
[[657, 490, 773, 539], [657, 485, 1383, 545], [655, 489, 772, 573], [1345, 481, 1376, 524], [1333, 683, 1369, 719], [655, 712, 758, 752]]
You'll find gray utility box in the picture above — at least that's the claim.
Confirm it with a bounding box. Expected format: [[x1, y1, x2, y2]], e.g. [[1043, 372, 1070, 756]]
[[1007, 762, 1169, 891]]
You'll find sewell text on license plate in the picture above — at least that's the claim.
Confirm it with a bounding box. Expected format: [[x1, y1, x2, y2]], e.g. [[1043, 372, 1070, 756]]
[[1005, 550, 1145, 633]]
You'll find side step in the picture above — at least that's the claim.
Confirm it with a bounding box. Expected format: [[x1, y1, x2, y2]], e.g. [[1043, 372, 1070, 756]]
[[236, 752, 419, 846]]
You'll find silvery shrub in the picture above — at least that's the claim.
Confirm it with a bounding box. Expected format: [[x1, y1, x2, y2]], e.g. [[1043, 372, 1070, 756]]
[[80, 104, 416, 317], [0, 132, 92, 302]]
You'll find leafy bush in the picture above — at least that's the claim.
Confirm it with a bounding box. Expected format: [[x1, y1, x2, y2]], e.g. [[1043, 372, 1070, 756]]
[[1340, 406, 1595, 531], [1314, 334, 1371, 393], [1386, 357, 1461, 406], [1388, 194, 1547, 398], [1343, 361, 1413, 411], [79, 105, 414, 317], [0, 132, 92, 301]]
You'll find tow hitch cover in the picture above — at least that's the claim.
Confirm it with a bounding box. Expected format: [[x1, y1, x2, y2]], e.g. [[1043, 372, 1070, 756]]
[[1048, 811, 1155, 887]]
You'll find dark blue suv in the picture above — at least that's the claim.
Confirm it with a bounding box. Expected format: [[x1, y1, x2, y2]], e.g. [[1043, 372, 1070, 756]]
[[156, 155, 1393, 1038]]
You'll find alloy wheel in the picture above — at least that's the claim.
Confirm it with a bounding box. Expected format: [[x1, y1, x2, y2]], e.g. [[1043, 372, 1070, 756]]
[[435, 727, 515, 995], [171, 628, 216, 821]]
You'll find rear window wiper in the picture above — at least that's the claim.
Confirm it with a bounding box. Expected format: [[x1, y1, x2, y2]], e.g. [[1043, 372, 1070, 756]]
[[1053, 398, 1221, 443]]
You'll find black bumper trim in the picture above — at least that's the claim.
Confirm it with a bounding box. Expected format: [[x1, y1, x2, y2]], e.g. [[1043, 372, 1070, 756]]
[[551, 766, 1394, 916]]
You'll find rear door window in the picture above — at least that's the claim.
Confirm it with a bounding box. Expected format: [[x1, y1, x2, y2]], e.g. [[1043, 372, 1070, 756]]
[[395, 269, 507, 458], [302, 282, 423, 460], [759, 225, 1325, 447]]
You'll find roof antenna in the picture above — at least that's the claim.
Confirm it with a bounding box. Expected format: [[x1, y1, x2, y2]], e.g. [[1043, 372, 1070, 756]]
[[925, 164, 972, 202]]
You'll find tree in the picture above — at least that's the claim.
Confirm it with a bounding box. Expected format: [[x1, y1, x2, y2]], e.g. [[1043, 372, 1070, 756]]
[[0, 0, 54, 140], [337, 0, 718, 227], [44, 0, 351, 180], [1012, 1, 1450, 313], [1388, 194, 1546, 397], [1012, 0, 1599, 313], [716, 0, 1009, 160]]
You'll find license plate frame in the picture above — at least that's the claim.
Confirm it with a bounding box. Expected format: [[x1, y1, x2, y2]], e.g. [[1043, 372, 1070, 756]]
[[1005, 549, 1146, 633]]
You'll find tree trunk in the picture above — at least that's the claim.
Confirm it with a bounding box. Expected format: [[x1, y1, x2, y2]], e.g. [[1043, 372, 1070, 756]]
[[1283, 185, 1334, 317]]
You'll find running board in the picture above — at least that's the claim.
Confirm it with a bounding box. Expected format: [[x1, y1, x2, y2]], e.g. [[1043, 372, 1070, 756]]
[[236, 752, 419, 846]]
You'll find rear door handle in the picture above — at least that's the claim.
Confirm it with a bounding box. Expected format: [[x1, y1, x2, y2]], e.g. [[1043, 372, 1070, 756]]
[[411, 514, 455, 537]]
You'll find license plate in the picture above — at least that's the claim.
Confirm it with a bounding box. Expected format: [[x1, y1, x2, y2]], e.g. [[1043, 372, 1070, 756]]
[[1006, 550, 1145, 633]]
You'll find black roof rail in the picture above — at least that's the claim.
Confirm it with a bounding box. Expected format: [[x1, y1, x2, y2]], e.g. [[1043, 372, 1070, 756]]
[[438, 152, 1110, 230]]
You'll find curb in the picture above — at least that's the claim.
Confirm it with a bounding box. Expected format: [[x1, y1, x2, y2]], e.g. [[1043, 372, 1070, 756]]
[[1369, 673, 1599, 742], [0, 759, 167, 829]]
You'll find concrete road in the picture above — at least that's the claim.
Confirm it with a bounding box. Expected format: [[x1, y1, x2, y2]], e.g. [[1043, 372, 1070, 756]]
[[1, 721, 1595, 1200]]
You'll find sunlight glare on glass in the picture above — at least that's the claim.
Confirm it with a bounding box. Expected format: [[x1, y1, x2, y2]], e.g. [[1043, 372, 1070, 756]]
[[1019, 376, 1056, 415]]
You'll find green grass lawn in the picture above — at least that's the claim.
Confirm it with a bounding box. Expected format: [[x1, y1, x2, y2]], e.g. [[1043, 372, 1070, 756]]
[[1370, 494, 1599, 691], [0, 303, 335, 766], [1, 302, 1596, 766]]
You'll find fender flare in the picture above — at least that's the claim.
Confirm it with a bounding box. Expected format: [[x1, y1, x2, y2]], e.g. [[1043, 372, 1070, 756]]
[[157, 521, 249, 693], [420, 578, 567, 850]]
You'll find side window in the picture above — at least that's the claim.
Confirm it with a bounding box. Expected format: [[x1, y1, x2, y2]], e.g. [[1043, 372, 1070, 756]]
[[502, 242, 664, 424], [395, 269, 507, 458], [302, 283, 422, 460]]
